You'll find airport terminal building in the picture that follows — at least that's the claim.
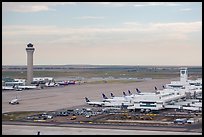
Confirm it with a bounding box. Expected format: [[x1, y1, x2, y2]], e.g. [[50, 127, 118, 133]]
[[127, 68, 202, 112]]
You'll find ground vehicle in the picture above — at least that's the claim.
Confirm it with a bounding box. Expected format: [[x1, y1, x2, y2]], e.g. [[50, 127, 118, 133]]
[[70, 116, 77, 120], [174, 118, 187, 124], [9, 98, 19, 105], [187, 118, 195, 124]]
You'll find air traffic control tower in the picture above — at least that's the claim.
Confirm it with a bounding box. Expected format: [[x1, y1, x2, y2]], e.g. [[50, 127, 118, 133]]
[[26, 43, 35, 85]]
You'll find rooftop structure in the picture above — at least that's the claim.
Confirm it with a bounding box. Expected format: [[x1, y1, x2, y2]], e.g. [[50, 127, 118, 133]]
[[166, 68, 202, 90]]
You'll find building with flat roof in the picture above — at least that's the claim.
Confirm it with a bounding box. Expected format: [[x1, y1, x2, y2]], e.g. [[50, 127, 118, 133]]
[[127, 68, 202, 112]]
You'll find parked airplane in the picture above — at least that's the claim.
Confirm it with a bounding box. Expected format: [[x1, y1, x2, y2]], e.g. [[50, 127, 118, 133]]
[[182, 106, 201, 112], [16, 85, 39, 90], [122, 90, 140, 100], [9, 97, 19, 105], [85, 96, 124, 107], [135, 88, 155, 95], [85, 97, 105, 107], [102, 93, 127, 102], [155, 86, 160, 94], [123, 91, 127, 97], [102, 93, 109, 99], [102, 101, 125, 107], [45, 82, 59, 87], [136, 88, 141, 94], [190, 102, 202, 108], [110, 93, 115, 98], [103, 98, 133, 107], [58, 81, 76, 85], [128, 90, 132, 95], [102, 93, 133, 106], [120, 88, 143, 97], [2, 86, 14, 90]]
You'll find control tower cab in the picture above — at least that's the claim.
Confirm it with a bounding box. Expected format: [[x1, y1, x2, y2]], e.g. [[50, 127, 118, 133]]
[[180, 68, 188, 84]]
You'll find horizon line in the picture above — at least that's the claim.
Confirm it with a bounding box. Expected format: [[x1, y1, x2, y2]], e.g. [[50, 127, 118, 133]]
[[2, 64, 202, 67]]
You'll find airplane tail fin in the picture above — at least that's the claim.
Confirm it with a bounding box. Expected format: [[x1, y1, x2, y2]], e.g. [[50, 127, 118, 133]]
[[123, 91, 127, 96], [136, 88, 141, 94], [102, 93, 108, 99], [110, 93, 114, 98], [128, 90, 132, 95], [85, 97, 90, 102]]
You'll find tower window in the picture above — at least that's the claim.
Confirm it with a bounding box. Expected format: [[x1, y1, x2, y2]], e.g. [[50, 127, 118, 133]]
[[181, 71, 185, 74]]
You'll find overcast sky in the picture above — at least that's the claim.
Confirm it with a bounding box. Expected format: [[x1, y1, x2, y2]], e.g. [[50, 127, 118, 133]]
[[2, 2, 202, 66]]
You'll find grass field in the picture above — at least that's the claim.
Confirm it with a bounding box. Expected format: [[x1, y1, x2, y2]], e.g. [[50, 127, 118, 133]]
[[2, 111, 44, 121], [2, 65, 202, 84], [2, 70, 180, 80]]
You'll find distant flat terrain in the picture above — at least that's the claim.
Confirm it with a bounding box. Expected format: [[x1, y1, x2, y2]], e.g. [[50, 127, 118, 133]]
[[2, 65, 202, 79]]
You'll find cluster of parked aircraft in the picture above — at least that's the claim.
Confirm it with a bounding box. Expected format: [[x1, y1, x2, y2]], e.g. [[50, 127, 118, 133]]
[[2, 84, 40, 91], [85, 86, 168, 106], [84, 68, 202, 112], [45, 81, 76, 87], [85, 85, 202, 112], [3, 80, 76, 90], [85, 88, 152, 107]]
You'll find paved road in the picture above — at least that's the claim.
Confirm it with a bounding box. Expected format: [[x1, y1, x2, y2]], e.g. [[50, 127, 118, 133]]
[[2, 122, 202, 135], [2, 121, 202, 134]]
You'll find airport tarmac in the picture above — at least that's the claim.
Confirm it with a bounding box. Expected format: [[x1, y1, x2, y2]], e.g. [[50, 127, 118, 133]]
[[2, 78, 176, 113], [2, 77, 203, 135], [2, 124, 201, 135]]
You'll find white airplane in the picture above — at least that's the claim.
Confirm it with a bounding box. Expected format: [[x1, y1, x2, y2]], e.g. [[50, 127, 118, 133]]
[[45, 82, 59, 87], [109, 93, 128, 101], [102, 93, 133, 107], [182, 106, 201, 111], [122, 88, 143, 98], [102, 100, 133, 107], [109, 91, 137, 101], [58, 80, 76, 85], [135, 88, 142, 94], [102, 101, 124, 107], [16, 85, 39, 90], [2, 86, 14, 90], [85, 97, 105, 107], [190, 102, 202, 108], [9, 97, 19, 105], [85, 96, 132, 107], [102, 93, 131, 102]]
